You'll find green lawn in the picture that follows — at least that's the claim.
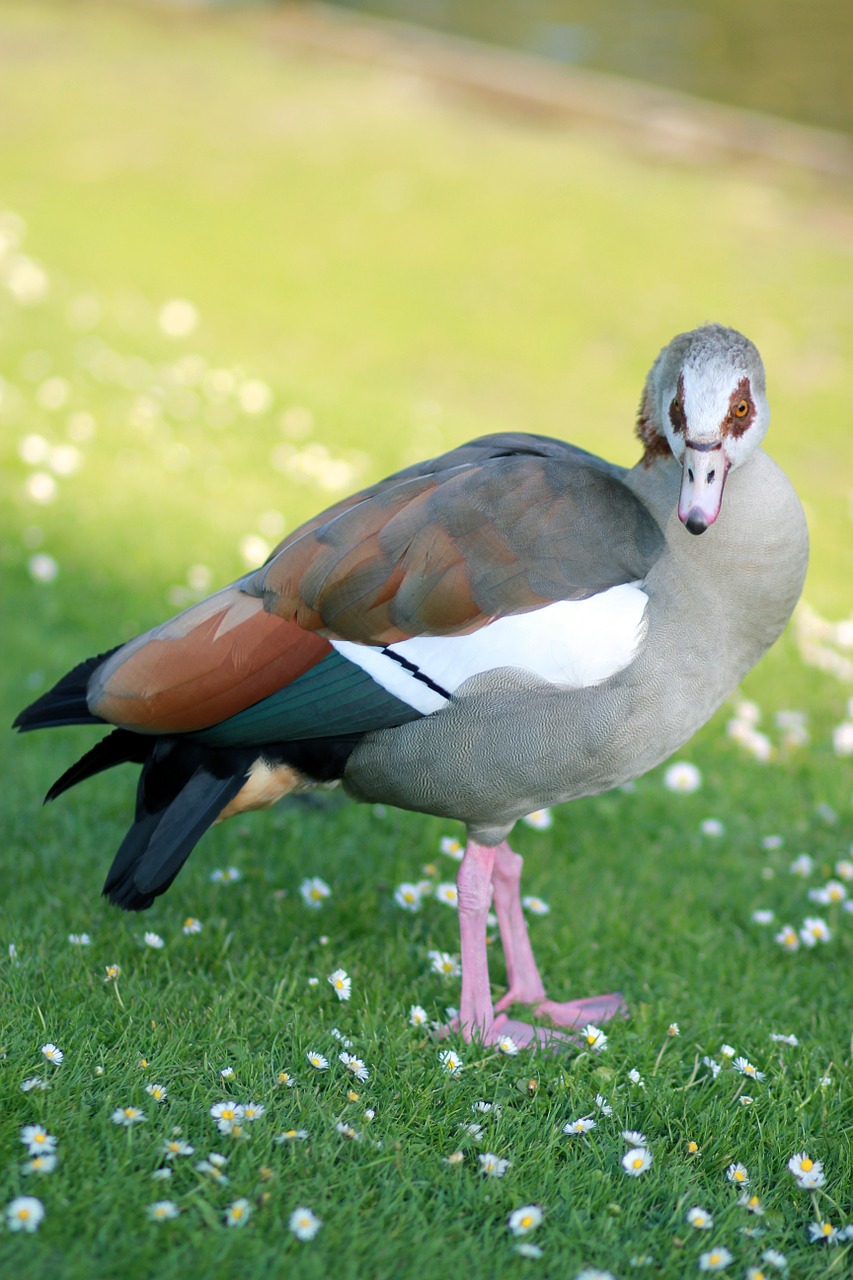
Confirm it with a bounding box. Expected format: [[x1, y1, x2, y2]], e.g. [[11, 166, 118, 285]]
[[0, 3, 851, 1277]]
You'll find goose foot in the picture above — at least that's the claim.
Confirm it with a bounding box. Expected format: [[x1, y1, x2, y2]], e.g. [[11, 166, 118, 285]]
[[534, 991, 628, 1028]]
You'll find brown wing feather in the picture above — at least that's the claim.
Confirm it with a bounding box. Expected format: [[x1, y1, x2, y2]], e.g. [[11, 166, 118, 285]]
[[88, 587, 332, 734], [249, 434, 663, 645]]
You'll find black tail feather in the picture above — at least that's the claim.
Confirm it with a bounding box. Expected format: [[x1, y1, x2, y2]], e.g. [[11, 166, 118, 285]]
[[103, 749, 253, 911], [45, 729, 149, 803], [13, 647, 121, 732]]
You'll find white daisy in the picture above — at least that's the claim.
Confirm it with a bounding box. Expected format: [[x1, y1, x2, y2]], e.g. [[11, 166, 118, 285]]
[[145, 1083, 168, 1102], [435, 882, 458, 908], [225, 1198, 252, 1228], [339, 1052, 370, 1082], [508, 1205, 543, 1236], [41, 1043, 63, 1066], [289, 1207, 322, 1240], [686, 1207, 713, 1230], [521, 895, 550, 915], [439, 1049, 463, 1075], [394, 883, 424, 911], [182, 917, 203, 935], [162, 1139, 194, 1159], [68, 933, 91, 946], [800, 917, 831, 946], [663, 761, 701, 793], [20, 1125, 57, 1155], [564, 1117, 596, 1135], [275, 1129, 309, 1143], [702, 1056, 721, 1078], [621, 1130, 648, 1146], [328, 968, 352, 1001], [751, 909, 775, 925], [143, 932, 164, 950], [429, 950, 461, 978], [787, 1152, 823, 1179], [627, 1068, 644, 1087], [522, 809, 553, 830], [698, 1246, 733, 1271], [594, 1094, 613, 1116], [210, 866, 241, 884], [808, 1222, 838, 1244], [306, 1050, 328, 1071], [210, 1102, 245, 1133], [196, 1159, 229, 1183], [775, 923, 800, 952], [111, 1106, 146, 1126], [409, 1005, 429, 1027], [22, 1155, 57, 1176], [439, 836, 465, 860], [478, 1152, 510, 1177], [726, 1162, 749, 1186], [622, 1147, 652, 1176], [580, 1023, 607, 1052], [7, 1197, 45, 1233], [147, 1200, 180, 1222], [20, 1078, 49, 1093], [498, 1035, 519, 1056], [733, 1057, 765, 1081], [242, 1103, 265, 1122], [797, 1168, 826, 1189], [790, 854, 814, 877], [299, 876, 331, 908], [770, 1033, 798, 1046]]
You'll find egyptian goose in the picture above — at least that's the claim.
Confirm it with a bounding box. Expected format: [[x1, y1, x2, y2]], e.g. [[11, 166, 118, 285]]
[[15, 325, 808, 1047]]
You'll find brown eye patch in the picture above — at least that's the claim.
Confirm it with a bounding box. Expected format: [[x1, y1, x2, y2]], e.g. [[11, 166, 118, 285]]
[[725, 377, 755, 436], [668, 372, 686, 434]]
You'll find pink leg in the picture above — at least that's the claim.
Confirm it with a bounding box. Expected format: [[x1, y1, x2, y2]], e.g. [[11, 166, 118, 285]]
[[455, 841, 497, 1042], [491, 840, 627, 1030], [492, 841, 547, 1008]]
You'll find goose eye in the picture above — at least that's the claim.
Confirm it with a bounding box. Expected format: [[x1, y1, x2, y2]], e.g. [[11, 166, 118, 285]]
[[735, 399, 750, 418]]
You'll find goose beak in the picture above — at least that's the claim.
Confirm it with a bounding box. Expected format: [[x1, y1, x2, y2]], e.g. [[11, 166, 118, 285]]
[[678, 444, 729, 536]]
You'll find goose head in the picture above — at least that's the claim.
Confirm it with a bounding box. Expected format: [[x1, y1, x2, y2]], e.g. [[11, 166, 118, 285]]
[[637, 324, 770, 535]]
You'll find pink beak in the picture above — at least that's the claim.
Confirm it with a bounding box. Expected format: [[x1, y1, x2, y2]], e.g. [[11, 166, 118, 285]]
[[678, 443, 729, 535]]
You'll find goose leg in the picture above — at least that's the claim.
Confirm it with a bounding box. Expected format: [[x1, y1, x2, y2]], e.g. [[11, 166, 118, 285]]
[[491, 840, 627, 1029], [455, 841, 497, 1041]]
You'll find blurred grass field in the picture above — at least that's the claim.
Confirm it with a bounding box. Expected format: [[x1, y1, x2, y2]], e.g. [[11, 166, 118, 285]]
[[1, 2, 852, 1277]]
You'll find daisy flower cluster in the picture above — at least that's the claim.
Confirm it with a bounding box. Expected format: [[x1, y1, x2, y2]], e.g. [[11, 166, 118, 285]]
[[748, 841, 852, 955]]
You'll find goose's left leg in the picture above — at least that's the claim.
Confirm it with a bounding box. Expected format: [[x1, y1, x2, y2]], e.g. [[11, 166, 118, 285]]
[[455, 842, 579, 1049], [491, 841, 626, 1028]]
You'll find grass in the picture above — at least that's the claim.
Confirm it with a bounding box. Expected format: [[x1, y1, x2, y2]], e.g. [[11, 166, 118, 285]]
[[0, 2, 852, 1276]]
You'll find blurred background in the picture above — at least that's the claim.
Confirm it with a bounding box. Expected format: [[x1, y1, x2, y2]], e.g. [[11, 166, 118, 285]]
[[1, 0, 852, 705]]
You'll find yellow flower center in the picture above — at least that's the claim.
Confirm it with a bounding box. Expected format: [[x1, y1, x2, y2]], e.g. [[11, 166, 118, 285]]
[[734, 1171, 745, 1182], [17, 1208, 31, 1221], [801, 1158, 813, 1171], [710, 1253, 721, 1265], [822, 1223, 833, 1236], [520, 1216, 532, 1228], [632, 1157, 643, 1169], [688, 1141, 699, 1153], [232, 1207, 244, 1219]]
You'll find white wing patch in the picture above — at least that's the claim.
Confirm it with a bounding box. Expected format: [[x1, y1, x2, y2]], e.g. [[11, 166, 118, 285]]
[[331, 583, 649, 715]]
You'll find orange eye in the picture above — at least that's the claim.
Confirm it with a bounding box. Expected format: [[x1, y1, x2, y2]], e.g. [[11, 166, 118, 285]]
[[735, 399, 750, 418]]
